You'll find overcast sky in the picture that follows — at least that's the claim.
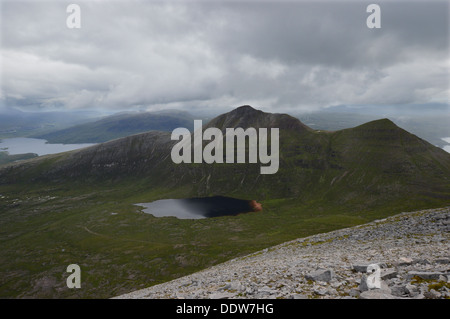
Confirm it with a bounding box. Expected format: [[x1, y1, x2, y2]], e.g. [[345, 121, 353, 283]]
[[1, 0, 449, 114]]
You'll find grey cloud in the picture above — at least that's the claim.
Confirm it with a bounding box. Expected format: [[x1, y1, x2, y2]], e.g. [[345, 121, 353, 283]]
[[1, 0, 448, 113]]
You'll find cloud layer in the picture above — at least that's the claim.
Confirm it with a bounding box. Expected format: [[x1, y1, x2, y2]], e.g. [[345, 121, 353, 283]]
[[1, 0, 449, 113]]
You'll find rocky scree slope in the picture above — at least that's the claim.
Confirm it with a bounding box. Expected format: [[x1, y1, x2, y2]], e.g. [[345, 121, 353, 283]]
[[116, 206, 450, 299]]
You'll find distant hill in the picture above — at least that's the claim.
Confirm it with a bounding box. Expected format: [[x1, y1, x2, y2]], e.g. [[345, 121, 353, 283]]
[[32, 110, 196, 143]]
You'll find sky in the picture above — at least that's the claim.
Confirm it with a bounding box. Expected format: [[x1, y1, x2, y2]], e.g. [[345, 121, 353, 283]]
[[0, 0, 449, 115]]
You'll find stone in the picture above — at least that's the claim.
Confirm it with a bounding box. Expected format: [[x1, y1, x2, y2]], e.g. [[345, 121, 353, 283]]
[[326, 287, 338, 296], [435, 258, 450, 264], [359, 290, 402, 299], [379, 281, 392, 294], [405, 284, 419, 296], [359, 274, 369, 292], [352, 264, 370, 273], [208, 292, 236, 299], [412, 258, 430, 265], [305, 269, 334, 283], [398, 257, 413, 266], [406, 271, 445, 281], [391, 285, 408, 297], [217, 283, 231, 291], [349, 288, 360, 297], [423, 289, 441, 299], [313, 287, 328, 296], [381, 269, 398, 280]]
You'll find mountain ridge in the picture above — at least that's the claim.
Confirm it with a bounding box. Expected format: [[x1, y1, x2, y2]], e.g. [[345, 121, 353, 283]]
[[1, 105, 449, 209]]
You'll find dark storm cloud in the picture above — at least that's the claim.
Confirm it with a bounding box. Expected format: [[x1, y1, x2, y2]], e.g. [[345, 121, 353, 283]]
[[1, 0, 448, 112]]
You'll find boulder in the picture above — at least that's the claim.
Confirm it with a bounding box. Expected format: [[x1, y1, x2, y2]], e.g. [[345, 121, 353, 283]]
[[305, 269, 334, 283]]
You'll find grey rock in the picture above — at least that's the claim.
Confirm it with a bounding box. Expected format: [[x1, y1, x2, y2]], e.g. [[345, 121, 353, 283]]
[[435, 258, 450, 264], [412, 258, 430, 265], [381, 269, 398, 280], [405, 284, 419, 296], [424, 289, 441, 299], [217, 283, 231, 291], [379, 281, 392, 294], [359, 290, 402, 299], [305, 269, 334, 283], [349, 288, 360, 297], [326, 287, 338, 296], [397, 257, 413, 266], [359, 274, 369, 292], [258, 286, 278, 296], [208, 292, 236, 299], [313, 287, 328, 296], [391, 285, 408, 297], [406, 271, 445, 281], [352, 264, 370, 273]]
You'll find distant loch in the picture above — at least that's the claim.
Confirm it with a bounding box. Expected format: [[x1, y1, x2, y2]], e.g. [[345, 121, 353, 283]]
[[0, 137, 96, 156]]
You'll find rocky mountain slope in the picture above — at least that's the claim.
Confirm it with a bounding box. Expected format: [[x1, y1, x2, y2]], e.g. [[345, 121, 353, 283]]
[[116, 206, 450, 299]]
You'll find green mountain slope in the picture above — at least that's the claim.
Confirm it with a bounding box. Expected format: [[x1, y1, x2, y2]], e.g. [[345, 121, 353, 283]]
[[0, 105, 449, 298]]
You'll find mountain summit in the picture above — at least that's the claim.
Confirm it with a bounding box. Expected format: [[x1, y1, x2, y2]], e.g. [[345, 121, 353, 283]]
[[205, 105, 312, 133]]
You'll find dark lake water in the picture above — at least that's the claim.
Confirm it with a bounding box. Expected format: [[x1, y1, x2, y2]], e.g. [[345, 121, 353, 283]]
[[136, 196, 262, 219]]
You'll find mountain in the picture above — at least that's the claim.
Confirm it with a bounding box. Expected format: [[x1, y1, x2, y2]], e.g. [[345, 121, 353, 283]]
[[32, 110, 196, 144], [295, 109, 450, 149], [0, 105, 449, 299], [204, 105, 311, 133], [2, 105, 449, 209]]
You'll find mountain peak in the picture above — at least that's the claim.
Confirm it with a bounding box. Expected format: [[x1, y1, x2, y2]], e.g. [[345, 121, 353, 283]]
[[354, 118, 400, 131], [229, 105, 263, 116], [236, 105, 256, 111], [205, 105, 312, 133]]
